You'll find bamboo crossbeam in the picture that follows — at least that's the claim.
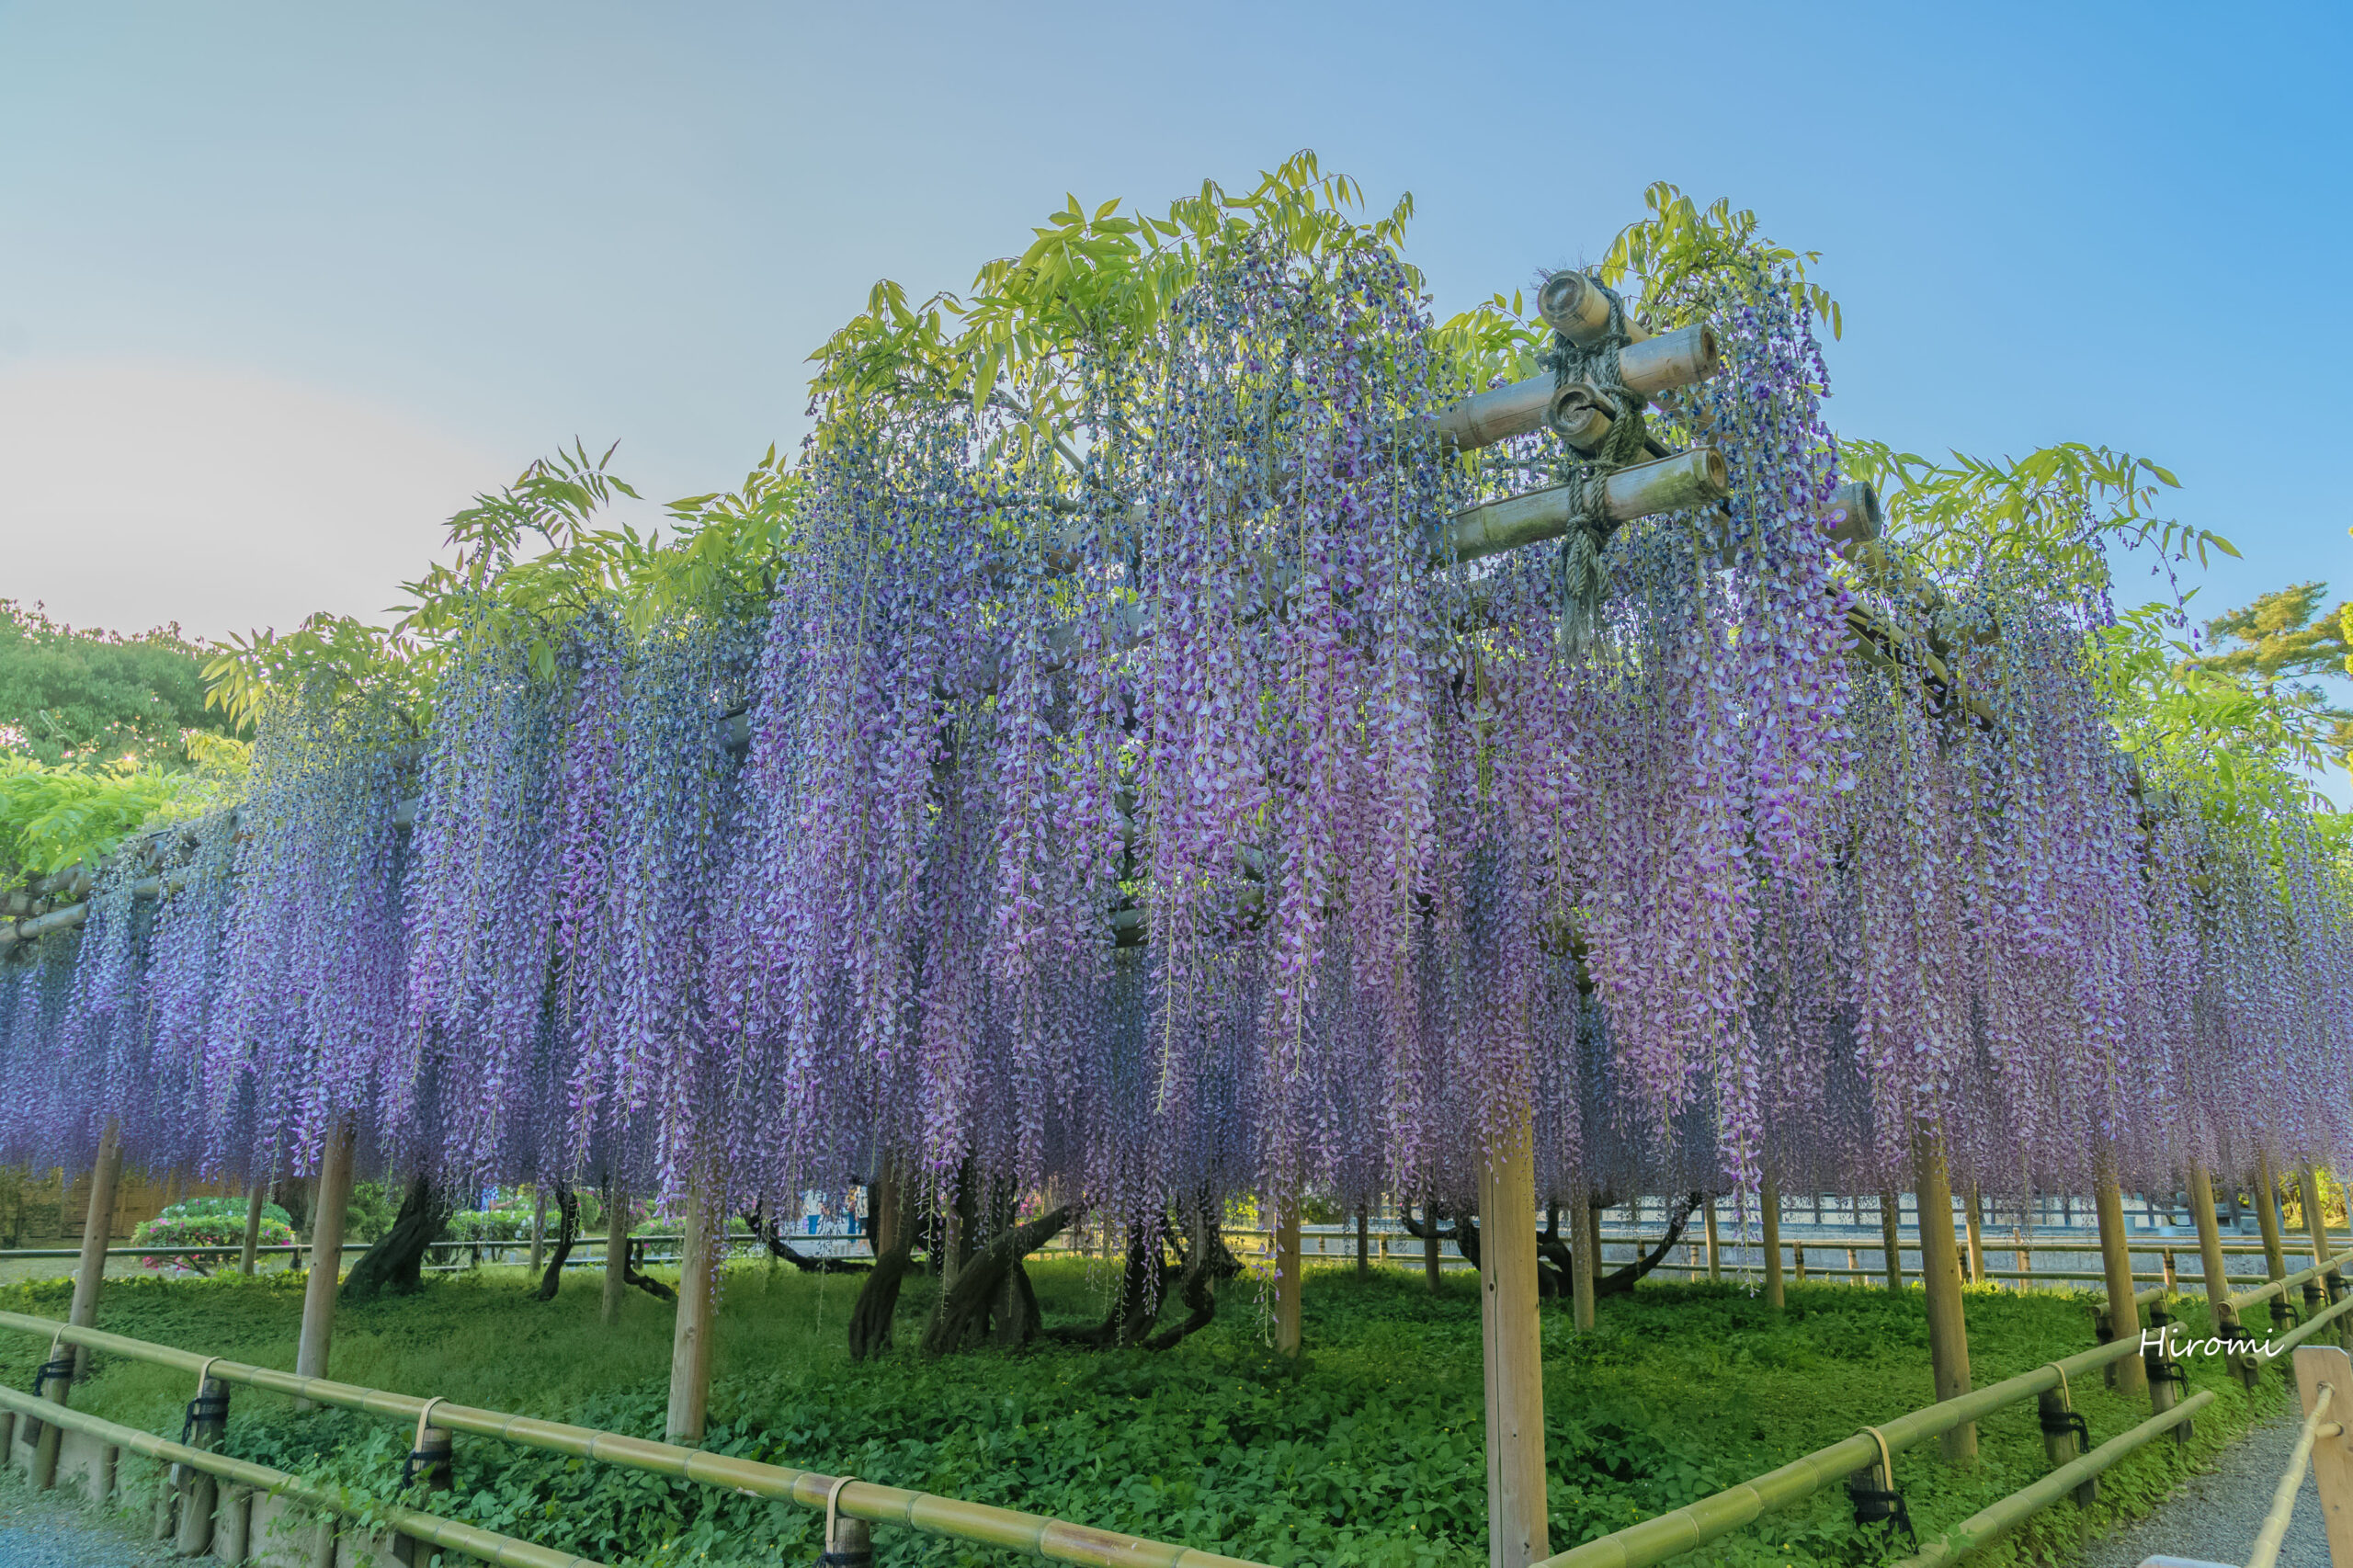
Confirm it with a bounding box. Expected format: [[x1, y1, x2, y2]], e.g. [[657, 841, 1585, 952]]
[[2230, 1246, 2353, 1315], [0, 1381, 601, 1568], [0, 1312, 1274, 1568], [1432, 324, 1720, 451], [1434, 449, 1730, 565]]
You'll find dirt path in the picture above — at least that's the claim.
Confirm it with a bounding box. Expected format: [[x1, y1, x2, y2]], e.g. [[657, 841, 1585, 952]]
[[2080, 1406, 2325, 1568]]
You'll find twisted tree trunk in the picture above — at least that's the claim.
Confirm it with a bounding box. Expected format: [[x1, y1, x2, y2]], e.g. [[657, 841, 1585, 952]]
[[921, 1205, 1072, 1356], [533, 1188, 579, 1301], [341, 1173, 452, 1301]]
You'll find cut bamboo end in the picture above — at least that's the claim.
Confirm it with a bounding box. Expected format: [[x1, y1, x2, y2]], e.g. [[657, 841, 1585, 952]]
[[1545, 385, 1616, 453], [1823, 482, 1883, 551], [1537, 271, 1654, 347], [1617, 324, 1718, 398]]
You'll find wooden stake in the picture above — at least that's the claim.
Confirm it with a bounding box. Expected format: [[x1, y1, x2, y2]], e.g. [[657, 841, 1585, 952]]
[[1477, 1108, 1549, 1568], [2093, 1159, 2150, 1401], [293, 1118, 356, 1410], [238, 1178, 267, 1278], [1274, 1203, 1302, 1356], [35, 1121, 121, 1489], [1881, 1187, 1904, 1290], [1703, 1197, 1721, 1282], [1912, 1127, 1976, 1461], [1761, 1172, 1785, 1309], [665, 1186, 717, 1445], [601, 1185, 630, 1326], [1571, 1198, 1597, 1332], [2294, 1345, 2353, 1566], [1963, 1184, 1986, 1288]]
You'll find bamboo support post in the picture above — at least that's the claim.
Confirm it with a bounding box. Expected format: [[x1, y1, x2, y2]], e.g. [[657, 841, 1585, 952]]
[[292, 1118, 356, 1411], [35, 1120, 122, 1489], [2187, 1164, 2250, 1383], [1761, 1172, 1785, 1309], [1273, 1204, 1302, 1356], [2258, 1153, 2291, 1326], [1963, 1185, 1985, 1287], [1912, 1129, 1975, 1462], [1702, 1198, 1721, 1282], [2092, 1162, 2150, 1402], [665, 1187, 717, 1445], [1571, 1199, 1597, 1333], [1791, 1244, 1805, 1284], [2303, 1166, 2338, 1281], [1478, 1107, 1549, 1568], [2034, 1388, 2096, 1512], [238, 1179, 266, 1278], [1882, 1188, 1904, 1290], [601, 1187, 630, 1326]]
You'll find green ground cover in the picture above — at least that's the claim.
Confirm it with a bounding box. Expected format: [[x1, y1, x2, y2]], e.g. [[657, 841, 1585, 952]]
[[0, 1260, 2290, 1568]]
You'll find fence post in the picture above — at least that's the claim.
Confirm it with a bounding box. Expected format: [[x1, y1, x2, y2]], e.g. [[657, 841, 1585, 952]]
[[1881, 1187, 1904, 1290], [2294, 1345, 2353, 1564], [665, 1183, 718, 1444], [1963, 1184, 1985, 1288], [1477, 1104, 1548, 1568], [1274, 1203, 1302, 1356], [34, 1119, 123, 1489], [174, 1370, 228, 1556], [1703, 1197, 1721, 1282], [1762, 1170, 1785, 1309], [1912, 1126, 1974, 1462], [2093, 1157, 2151, 1401]]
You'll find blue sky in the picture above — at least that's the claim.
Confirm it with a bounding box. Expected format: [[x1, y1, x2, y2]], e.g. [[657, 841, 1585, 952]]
[[3, 1, 2347, 660]]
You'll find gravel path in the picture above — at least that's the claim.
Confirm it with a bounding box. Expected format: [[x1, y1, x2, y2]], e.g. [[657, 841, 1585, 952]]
[[2080, 1406, 2326, 1568], [0, 1472, 168, 1568]]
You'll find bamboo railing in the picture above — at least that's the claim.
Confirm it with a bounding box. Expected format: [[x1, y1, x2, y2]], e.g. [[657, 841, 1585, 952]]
[[0, 1311, 1274, 1568], [0, 1380, 598, 1567]]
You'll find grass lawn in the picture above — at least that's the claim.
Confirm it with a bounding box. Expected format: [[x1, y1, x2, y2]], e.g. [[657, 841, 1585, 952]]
[[0, 1256, 2293, 1568]]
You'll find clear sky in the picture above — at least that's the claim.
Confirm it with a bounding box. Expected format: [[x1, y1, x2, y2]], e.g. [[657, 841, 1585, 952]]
[[3, 1, 2347, 652]]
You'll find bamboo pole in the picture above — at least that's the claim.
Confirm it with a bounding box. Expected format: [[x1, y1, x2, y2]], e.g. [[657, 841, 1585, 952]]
[[601, 1187, 630, 1326], [2092, 1160, 2150, 1401], [2302, 1166, 2337, 1278], [1882, 1188, 1904, 1290], [1962, 1184, 1985, 1287], [34, 1121, 122, 1489], [238, 1177, 267, 1278], [1571, 1198, 1597, 1332], [2188, 1164, 2235, 1328], [1760, 1172, 1785, 1310], [1273, 1204, 1302, 1356], [1536, 271, 1656, 347], [1702, 1198, 1721, 1283], [293, 1118, 356, 1410], [665, 1187, 717, 1445], [1912, 1128, 1975, 1462], [1477, 1107, 1549, 1568]]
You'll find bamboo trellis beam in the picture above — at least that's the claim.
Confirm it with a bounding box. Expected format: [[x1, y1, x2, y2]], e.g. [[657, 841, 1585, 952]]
[[1431, 324, 1719, 452]]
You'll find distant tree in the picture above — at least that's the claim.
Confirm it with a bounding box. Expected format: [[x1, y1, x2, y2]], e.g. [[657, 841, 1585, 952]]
[[2181, 581, 2353, 767], [0, 599, 236, 767]]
